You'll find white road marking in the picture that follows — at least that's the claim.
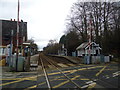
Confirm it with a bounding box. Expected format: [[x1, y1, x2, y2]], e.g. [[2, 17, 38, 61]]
[[113, 71, 120, 77], [86, 81, 93, 84], [88, 82, 96, 86], [81, 82, 96, 89], [113, 71, 120, 75], [93, 79, 97, 81], [106, 76, 110, 79], [113, 74, 119, 77], [81, 85, 89, 88], [101, 71, 120, 78]]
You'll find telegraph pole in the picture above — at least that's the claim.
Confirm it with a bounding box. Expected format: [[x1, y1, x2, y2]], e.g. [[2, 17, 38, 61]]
[[16, 0, 20, 71], [10, 30, 13, 66]]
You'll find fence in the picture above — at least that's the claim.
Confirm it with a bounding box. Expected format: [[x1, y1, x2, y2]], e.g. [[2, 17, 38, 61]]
[[83, 55, 110, 64]]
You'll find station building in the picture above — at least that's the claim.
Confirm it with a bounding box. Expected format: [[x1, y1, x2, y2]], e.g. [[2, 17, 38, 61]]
[[76, 42, 101, 57]]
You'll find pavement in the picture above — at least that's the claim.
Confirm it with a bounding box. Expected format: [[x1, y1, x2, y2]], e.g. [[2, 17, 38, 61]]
[[0, 60, 119, 89]]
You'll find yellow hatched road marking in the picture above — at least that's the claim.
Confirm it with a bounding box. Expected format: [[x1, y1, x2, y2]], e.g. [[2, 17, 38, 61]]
[[0, 79, 24, 86], [51, 78, 89, 81], [0, 78, 20, 80], [1, 65, 103, 87], [80, 78, 90, 80], [49, 66, 103, 76], [83, 68, 116, 71], [25, 70, 76, 89], [86, 64, 108, 90], [1, 65, 102, 81], [0, 76, 37, 86], [48, 66, 103, 76], [1, 77, 36, 81], [25, 81, 46, 89], [53, 75, 80, 88], [96, 65, 108, 77], [1, 71, 64, 81], [1, 75, 38, 81]]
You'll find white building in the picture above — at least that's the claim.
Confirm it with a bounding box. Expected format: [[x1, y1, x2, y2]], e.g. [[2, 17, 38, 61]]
[[76, 42, 101, 57]]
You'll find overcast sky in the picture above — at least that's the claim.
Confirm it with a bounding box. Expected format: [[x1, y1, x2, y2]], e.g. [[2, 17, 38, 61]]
[[0, 0, 78, 50], [0, 0, 119, 51]]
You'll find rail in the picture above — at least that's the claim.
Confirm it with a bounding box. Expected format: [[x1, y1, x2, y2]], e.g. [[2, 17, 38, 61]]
[[39, 54, 81, 88], [38, 54, 116, 89], [40, 58, 52, 89]]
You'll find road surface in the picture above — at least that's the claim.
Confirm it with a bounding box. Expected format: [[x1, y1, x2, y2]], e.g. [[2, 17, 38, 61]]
[[0, 54, 119, 89]]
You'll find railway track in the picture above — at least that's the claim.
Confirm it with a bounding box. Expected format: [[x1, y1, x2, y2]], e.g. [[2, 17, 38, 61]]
[[38, 53, 81, 88], [38, 54, 93, 89], [38, 54, 104, 89], [36, 53, 118, 89]]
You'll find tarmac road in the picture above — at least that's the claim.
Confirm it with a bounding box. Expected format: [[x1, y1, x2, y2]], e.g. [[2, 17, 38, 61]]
[[0, 62, 119, 89]]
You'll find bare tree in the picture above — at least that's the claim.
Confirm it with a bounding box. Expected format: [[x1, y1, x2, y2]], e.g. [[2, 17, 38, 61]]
[[65, 1, 120, 57]]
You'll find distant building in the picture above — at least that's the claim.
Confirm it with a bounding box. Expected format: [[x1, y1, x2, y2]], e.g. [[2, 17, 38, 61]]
[[76, 42, 101, 57], [0, 19, 27, 58], [22, 42, 38, 56], [58, 44, 67, 56]]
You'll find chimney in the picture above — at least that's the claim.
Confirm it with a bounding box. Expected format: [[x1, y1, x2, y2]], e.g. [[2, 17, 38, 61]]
[[10, 19, 12, 21], [14, 19, 15, 21], [21, 20, 23, 22]]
